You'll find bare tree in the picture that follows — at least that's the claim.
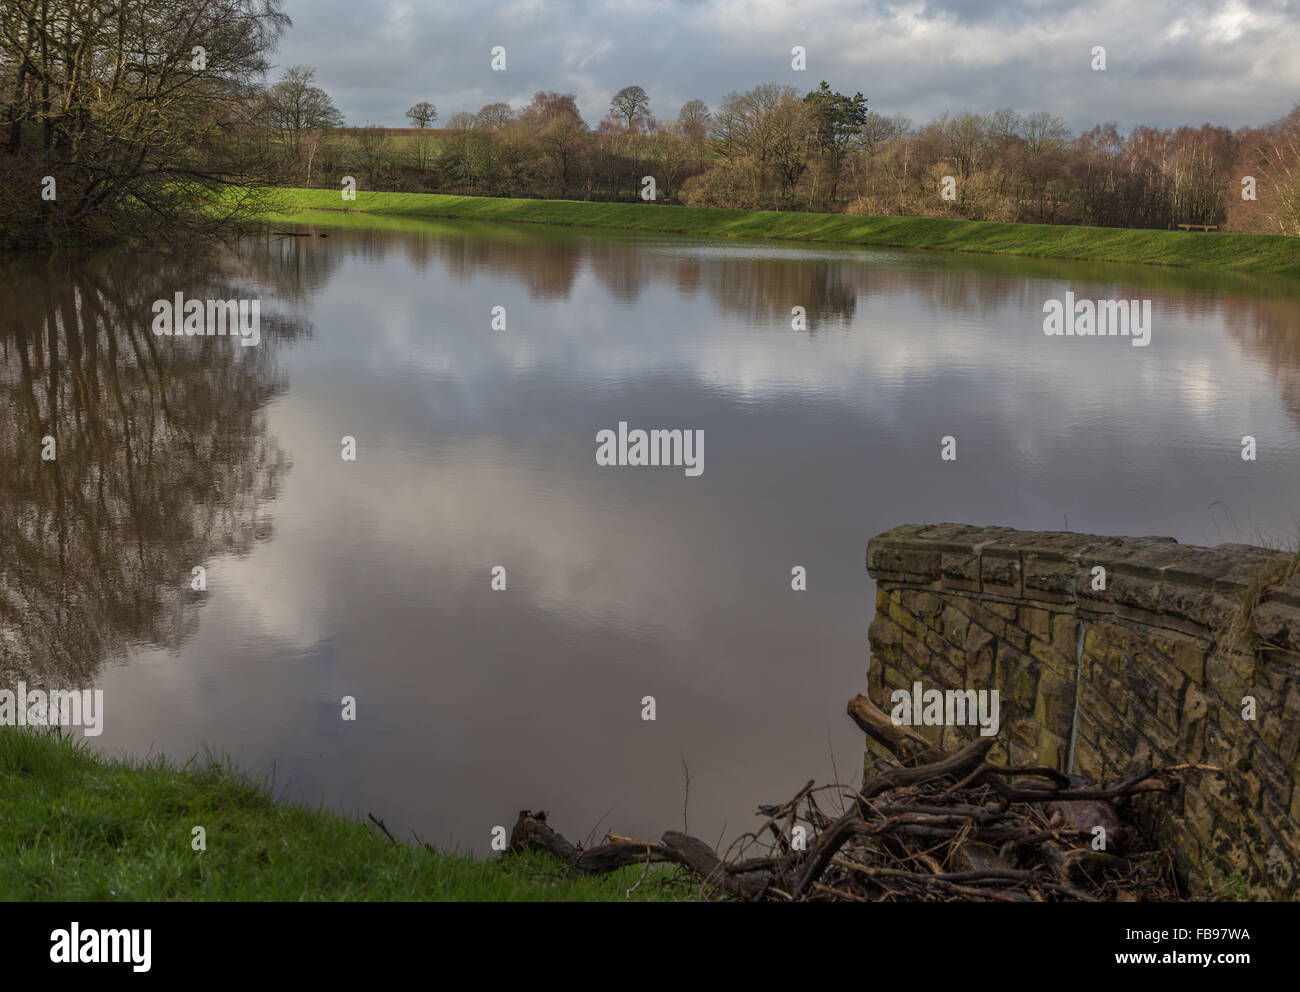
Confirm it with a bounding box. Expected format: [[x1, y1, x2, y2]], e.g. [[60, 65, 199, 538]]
[[539, 117, 585, 196], [611, 85, 650, 134], [857, 111, 904, 155], [935, 111, 990, 180], [475, 102, 514, 129], [678, 99, 711, 143], [408, 131, 436, 171], [986, 107, 1023, 147], [406, 101, 438, 128], [521, 91, 584, 130], [354, 125, 391, 186], [0, 0, 291, 248], [265, 65, 345, 165], [714, 84, 800, 167], [1257, 105, 1300, 235], [1021, 112, 1071, 156]]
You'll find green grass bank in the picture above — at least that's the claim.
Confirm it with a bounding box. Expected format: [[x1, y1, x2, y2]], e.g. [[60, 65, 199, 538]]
[[262, 188, 1300, 276], [0, 728, 684, 901]]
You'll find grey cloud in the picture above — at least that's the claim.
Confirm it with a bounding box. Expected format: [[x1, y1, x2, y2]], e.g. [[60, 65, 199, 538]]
[[273, 0, 1300, 132]]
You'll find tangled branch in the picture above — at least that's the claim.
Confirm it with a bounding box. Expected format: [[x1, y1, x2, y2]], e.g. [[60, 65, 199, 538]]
[[507, 694, 1206, 901]]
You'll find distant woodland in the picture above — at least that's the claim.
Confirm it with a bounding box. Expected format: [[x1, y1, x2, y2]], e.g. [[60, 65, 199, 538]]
[[3, 1, 1298, 248]]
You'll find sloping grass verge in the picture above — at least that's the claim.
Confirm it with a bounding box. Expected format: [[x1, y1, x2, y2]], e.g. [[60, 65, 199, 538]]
[[258, 188, 1300, 276], [0, 728, 685, 901]]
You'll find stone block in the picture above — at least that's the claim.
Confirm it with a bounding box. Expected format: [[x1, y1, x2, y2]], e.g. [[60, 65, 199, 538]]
[[940, 604, 970, 650], [1020, 606, 1052, 643]]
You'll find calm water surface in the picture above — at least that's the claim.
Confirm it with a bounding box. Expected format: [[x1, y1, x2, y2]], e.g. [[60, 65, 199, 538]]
[[4, 215, 1300, 851]]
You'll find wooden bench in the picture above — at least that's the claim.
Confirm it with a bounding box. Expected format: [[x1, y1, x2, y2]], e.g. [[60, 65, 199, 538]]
[[1175, 223, 1218, 232]]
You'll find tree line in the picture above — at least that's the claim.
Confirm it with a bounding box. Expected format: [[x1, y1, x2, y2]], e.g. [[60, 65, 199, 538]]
[[337, 84, 1300, 237], [2, 0, 1298, 249]]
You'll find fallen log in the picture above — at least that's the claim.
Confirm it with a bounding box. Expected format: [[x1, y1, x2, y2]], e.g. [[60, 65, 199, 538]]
[[847, 693, 941, 765], [509, 809, 669, 873], [503, 697, 1202, 901]]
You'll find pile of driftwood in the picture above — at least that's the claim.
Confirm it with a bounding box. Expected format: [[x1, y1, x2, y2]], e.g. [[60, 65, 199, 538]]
[[507, 695, 1195, 901]]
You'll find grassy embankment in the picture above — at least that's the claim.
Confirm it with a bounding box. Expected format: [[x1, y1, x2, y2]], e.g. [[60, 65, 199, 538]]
[[0, 728, 685, 901], [262, 188, 1300, 277]]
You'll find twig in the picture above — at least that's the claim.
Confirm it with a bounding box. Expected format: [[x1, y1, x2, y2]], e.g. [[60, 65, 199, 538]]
[[368, 813, 398, 847], [681, 753, 692, 833]]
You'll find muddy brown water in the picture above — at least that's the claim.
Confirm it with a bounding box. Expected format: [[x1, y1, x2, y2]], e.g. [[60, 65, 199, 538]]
[[3, 216, 1299, 852]]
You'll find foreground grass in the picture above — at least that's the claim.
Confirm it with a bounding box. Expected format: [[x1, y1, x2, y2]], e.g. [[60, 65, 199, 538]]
[[263, 188, 1300, 276], [0, 728, 687, 901]]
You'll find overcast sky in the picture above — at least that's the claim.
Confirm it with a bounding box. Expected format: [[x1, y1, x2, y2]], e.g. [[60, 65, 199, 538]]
[[273, 0, 1300, 132]]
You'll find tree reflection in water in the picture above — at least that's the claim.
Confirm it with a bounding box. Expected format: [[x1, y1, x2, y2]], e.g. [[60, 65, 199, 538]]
[[0, 243, 311, 687]]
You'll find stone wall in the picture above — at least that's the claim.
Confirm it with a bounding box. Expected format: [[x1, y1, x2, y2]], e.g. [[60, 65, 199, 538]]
[[864, 523, 1300, 899]]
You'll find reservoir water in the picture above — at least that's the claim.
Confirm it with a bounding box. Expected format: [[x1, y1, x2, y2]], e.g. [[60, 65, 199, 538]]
[[4, 214, 1299, 851]]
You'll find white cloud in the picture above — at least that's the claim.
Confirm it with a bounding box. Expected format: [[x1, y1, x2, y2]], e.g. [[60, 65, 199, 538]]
[[274, 0, 1300, 131]]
